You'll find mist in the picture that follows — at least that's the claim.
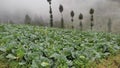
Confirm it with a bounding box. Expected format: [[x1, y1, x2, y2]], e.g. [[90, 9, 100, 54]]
[[0, 0, 120, 32]]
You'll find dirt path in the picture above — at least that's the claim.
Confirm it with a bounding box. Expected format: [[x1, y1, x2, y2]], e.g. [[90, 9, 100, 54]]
[[96, 54, 120, 68]]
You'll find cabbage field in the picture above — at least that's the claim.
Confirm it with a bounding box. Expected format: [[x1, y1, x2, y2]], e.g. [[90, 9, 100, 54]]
[[0, 24, 120, 68]]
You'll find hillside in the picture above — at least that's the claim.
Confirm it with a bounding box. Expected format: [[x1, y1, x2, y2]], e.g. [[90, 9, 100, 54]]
[[0, 24, 120, 68]]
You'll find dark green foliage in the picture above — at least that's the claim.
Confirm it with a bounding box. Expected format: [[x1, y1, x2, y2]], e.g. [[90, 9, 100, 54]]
[[79, 13, 83, 31], [24, 14, 31, 24], [59, 4, 64, 28], [0, 24, 120, 68], [70, 10, 75, 29], [108, 18, 112, 32], [47, 0, 53, 27], [89, 8, 94, 31]]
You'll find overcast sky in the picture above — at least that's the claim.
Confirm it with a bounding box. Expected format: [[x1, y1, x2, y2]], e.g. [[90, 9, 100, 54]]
[[0, 0, 101, 17], [0, 0, 120, 25]]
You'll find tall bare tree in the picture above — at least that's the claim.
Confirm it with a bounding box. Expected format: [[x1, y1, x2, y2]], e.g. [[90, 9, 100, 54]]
[[47, 0, 53, 27], [79, 13, 83, 31]]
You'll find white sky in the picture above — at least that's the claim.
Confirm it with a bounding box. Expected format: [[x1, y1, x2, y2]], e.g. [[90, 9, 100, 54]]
[[0, 0, 120, 24]]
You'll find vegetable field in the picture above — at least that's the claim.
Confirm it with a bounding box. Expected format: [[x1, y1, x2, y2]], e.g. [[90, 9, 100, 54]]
[[0, 24, 120, 68]]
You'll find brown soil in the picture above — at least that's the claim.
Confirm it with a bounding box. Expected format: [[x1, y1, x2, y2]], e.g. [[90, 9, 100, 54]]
[[0, 56, 9, 68], [96, 54, 120, 68], [0, 54, 120, 68], [0, 61, 8, 68]]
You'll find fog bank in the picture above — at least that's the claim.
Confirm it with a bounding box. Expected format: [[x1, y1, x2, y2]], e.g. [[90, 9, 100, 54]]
[[0, 0, 120, 32]]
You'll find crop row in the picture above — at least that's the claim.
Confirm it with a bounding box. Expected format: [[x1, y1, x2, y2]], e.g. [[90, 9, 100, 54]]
[[0, 24, 120, 68]]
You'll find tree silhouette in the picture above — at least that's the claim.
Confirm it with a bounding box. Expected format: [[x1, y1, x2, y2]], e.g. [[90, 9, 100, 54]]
[[9, 20, 14, 24], [79, 13, 83, 31], [59, 4, 64, 28], [24, 14, 31, 24], [47, 0, 53, 27], [70, 10, 75, 29], [108, 18, 112, 32], [89, 8, 94, 31]]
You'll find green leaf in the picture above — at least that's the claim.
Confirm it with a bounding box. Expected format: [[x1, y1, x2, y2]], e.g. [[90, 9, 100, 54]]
[[6, 54, 17, 59], [16, 48, 24, 58], [41, 62, 49, 67], [0, 47, 6, 52], [31, 60, 39, 68], [19, 61, 26, 65]]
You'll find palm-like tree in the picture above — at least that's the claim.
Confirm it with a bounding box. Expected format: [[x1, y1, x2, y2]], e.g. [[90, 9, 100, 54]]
[[70, 10, 75, 29], [89, 8, 94, 31], [79, 13, 83, 31], [47, 0, 53, 27], [59, 4, 64, 28]]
